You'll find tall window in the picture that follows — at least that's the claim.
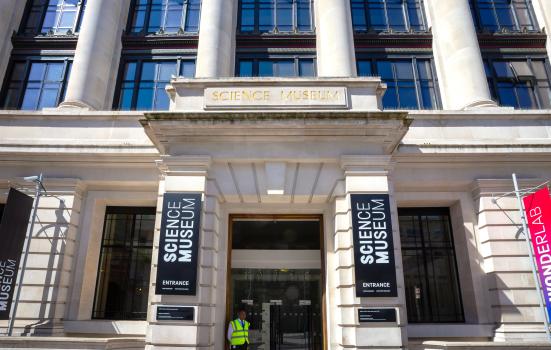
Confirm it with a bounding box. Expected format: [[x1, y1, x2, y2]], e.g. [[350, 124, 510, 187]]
[[484, 58, 551, 109], [237, 57, 315, 77], [399, 208, 464, 323], [357, 58, 439, 109], [129, 0, 201, 34], [239, 0, 313, 33], [470, 0, 538, 32], [1, 59, 72, 110], [115, 58, 196, 110], [21, 0, 86, 35], [351, 0, 427, 32], [92, 207, 155, 320]]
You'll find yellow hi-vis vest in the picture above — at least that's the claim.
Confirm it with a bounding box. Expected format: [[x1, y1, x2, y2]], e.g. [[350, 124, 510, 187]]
[[230, 318, 250, 346]]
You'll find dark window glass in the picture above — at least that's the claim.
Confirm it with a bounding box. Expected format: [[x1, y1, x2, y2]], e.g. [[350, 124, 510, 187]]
[[237, 57, 315, 77], [484, 58, 551, 109], [0, 204, 4, 223], [21, 0, 87, 36], [351, 0, 427, 32], [129, 0, 201, 34], [399, 208, 464, 323], [469, 0, 537, 32], [1, 60, 72, 110], [115, 58, 195, 110], [357, 58, 439, 109], [92, 207, 155, 320], [238, 0, 313, 33], [232, 220, 321, 250]]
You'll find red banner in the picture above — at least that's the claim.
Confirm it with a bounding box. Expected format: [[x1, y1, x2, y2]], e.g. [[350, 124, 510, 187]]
[[523, 187, 551, 319]]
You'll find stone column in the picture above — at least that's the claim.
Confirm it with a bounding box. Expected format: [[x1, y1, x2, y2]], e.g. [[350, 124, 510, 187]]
[[533, 0, 551, 59], [0, 1, 26, 89], [315, 0, 357, 77], [332, 156, 406, 350], [195, 0, 236, 78], [59, 0, 130, 110], [6, 178, 84, 335], [472, 179, 549, 342], [147, 156, 220, 350], [426, 0, 497, 110]]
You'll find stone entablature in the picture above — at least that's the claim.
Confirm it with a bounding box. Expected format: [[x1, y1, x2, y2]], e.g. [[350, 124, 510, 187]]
[[166, 77, 386, 112]]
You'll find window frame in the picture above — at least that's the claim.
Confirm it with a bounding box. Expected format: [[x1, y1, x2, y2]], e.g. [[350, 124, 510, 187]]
[[355, 53, 441, 110], [19, 0, 87, 36], [351, 0, 428, 33], [237, 0, 315, 34], [127, 0, 202, 35], [469, 0, 539, 33], [235, 53, 317, 77], [91, 206, 156, 321], [113, 55, 197, 110], [398, 207, 465, 324], [483, 54, 551, 109], [0, 56, 73, 110]]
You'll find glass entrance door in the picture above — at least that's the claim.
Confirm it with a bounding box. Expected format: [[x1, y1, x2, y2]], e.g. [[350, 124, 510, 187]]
[[230, 268, 322, 350], [228, 217, 324, 350]]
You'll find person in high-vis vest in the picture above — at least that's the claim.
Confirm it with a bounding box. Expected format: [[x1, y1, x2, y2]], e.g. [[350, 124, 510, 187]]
[[227, 308, 250, 350]]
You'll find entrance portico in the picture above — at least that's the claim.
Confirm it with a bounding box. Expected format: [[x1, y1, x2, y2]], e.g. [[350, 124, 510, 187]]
[[141, 77, 410, 350]]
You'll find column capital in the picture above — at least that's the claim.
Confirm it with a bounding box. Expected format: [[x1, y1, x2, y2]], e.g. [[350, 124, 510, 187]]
[[156, 155, 212, 176], [340, 155, 395, 176]]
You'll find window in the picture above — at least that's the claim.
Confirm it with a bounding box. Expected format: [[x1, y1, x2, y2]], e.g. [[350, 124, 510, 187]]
[[470, 0, 538, 32], [239, 0, 313, 33], [232, 220, 321, 250], [129, 0, 201, 34], [115, 58, 195, 110], [484, 58, 551, 109], [351, 0, 427, 33], [237, 57, 315, 77], [1, 59, 72, 110], [357, 58, 439, 109], [0, 204, 4, 222], [399, 208, 464, 323], [21, 0, 86, 35], [92, 207, 155, 320]]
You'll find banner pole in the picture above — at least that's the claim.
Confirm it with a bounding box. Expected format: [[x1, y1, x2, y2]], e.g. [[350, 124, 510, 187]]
[[512, 173, 551, 342], [7, 174, 43, 336]]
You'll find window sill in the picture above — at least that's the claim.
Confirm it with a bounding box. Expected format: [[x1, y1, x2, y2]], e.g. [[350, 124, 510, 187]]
[[407, 324, 494, 339], [64, 320, 147, 336]]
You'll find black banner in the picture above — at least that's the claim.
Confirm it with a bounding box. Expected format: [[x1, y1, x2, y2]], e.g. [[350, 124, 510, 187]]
[[156, 306, 195, 321], [351, 193, 397, 297], [155, 192, 202, 295], [358, 308, 396, 323], [0, 188, 33, 319]]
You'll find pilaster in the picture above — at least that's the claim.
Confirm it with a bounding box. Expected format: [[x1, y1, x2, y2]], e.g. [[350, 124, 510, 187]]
[[333, 156, 406, 350], [146, 156, 219, 350], [195, 0, 237, 78], [0, 1, 25, 88], [59, 0, 131, 110], [471, 179, 549, 342], [426, 0, 497, 110], [315, 0, 357, 77]]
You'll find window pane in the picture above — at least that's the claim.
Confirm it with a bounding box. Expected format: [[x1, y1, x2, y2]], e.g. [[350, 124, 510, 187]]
[[367, 0, 387, 31], [386, 0, 406, 32], [258, 60, 274, 76], [185, 0, 201, 32], [131, 0, 148, 32], [165, 0, 184, 32], [299, 59, 314, 77], [297, 0, 312, 31], [276, 0, 293, 32], [180, 60, 196, 77], [240, 0, 255, 32], [259, 0, 275, 32], [239, 60, 254, 77], [351, 0, 367, 31], [357, 60, 372, 76], [148, 0, 163, 32], [275, 60, 294, 77], [232, 220, 320, 250]]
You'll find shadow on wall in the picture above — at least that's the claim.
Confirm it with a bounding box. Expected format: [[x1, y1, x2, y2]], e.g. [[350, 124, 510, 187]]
[[22, 196, 69, 336]]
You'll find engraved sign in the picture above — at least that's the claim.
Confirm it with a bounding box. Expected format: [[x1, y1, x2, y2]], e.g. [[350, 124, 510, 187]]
[[204, 87, 348, 109]]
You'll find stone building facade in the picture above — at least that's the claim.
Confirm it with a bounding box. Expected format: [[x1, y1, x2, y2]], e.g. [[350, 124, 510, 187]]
[[0, 0, 550, 349]]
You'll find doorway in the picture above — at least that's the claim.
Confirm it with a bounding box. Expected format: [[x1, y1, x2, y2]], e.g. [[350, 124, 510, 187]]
[[227, 216, 325, 350]]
